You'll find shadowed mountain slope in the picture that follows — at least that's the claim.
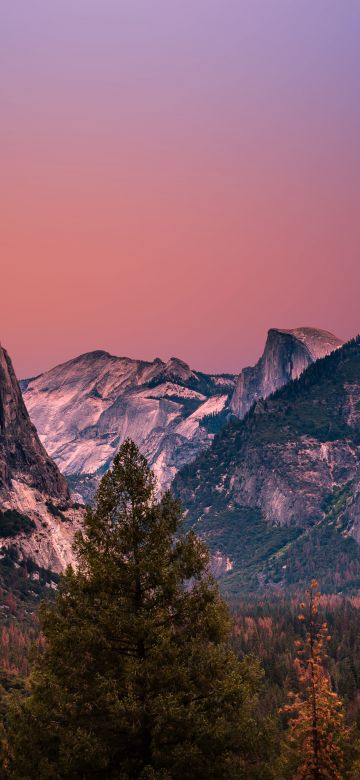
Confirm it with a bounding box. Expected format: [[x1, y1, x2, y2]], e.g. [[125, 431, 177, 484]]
[[174, 336, 360, 594], [0, 344, 83, 576]]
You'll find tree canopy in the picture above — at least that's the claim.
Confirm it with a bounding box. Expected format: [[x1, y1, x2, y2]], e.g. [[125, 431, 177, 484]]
[[9, 439, 270, 779]]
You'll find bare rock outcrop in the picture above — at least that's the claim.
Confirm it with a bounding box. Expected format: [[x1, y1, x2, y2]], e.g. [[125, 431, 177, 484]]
[[0, 344, 82, 573], [230, 327, 343, 418]]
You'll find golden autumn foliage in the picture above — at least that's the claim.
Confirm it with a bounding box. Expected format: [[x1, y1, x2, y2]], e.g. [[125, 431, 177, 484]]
[[282, 581, 349, 779]]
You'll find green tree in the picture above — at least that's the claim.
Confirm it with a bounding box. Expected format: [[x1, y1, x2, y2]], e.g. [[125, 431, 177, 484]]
[[9, 439, 269, 779]]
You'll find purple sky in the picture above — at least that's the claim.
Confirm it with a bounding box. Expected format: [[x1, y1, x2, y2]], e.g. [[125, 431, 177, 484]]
[[1, 1, 360, 377]]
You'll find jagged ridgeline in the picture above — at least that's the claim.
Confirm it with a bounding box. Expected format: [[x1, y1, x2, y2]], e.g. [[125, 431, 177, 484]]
[[20, 328, 341, 506], [20, 352, 237, 503], [174, 336, 360, 594]]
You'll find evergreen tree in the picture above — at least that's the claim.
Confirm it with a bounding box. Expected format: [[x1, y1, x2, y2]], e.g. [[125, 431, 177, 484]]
[[9, 440, 268, 779], [281, 580, 349, 779]]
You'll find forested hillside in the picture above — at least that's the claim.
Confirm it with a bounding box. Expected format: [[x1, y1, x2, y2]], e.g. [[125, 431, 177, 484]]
[[175, 337, 360, 593]]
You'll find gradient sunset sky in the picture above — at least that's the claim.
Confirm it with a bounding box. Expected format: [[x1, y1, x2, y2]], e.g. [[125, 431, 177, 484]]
[[2, 1, 360, 378]]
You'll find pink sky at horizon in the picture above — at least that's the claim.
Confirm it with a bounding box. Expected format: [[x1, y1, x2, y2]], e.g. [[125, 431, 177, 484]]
[[1, 1, 359, 378]]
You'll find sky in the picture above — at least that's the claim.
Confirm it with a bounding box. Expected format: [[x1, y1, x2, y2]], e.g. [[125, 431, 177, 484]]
[[1, 1, 360, 378]]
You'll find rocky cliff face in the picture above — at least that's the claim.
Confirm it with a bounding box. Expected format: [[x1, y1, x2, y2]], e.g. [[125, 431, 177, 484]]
[[0, 346, 69, 502], [21, 351, 236, 502], [175, 337, 360, 593], [0, 344, 82, 573], [230, 327, 343, 418]]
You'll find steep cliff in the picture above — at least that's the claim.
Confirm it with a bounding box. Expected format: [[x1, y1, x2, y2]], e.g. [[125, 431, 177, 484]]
[[230, 327, 343, 418], [0, 344, 82, 574], [0, 345, 69, 501], [175, 337, 360, 593]]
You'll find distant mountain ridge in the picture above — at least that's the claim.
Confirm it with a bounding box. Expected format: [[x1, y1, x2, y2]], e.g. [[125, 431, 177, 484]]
[[20, 328, 343, 504], [21, 351, 236, 502], [174, 336, 360, 594]]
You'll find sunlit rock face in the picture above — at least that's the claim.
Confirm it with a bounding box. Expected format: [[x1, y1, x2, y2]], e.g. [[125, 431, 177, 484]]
[[21, 351, 236, 502], [0, 344, 83, 573], [20, 328, 343, 507], [230, 327, 343, 419]]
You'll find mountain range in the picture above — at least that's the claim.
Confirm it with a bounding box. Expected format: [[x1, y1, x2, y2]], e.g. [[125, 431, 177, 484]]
[[1, 325, 358, 602], [20, 352, 236, 503], [20, 327, 342, 504]]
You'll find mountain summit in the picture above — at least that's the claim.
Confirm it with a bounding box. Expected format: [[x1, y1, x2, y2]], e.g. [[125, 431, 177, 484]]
[[230, 326, 343, 418], [21, 352, 236, 501], [20, 330, 343, 504]]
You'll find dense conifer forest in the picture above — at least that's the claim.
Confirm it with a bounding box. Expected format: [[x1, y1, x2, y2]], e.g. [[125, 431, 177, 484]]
[[0, 441, 360, 777]]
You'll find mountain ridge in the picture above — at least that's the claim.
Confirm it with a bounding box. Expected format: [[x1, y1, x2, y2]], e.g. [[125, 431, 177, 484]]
[[20, 327, 342, 504], [21, 351, 236, 502], [174, 335, 360, 593]]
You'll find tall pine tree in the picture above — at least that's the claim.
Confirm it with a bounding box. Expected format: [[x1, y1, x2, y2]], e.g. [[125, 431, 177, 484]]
[[9, 440, 268, 779], [281, 581, 349, 780]]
